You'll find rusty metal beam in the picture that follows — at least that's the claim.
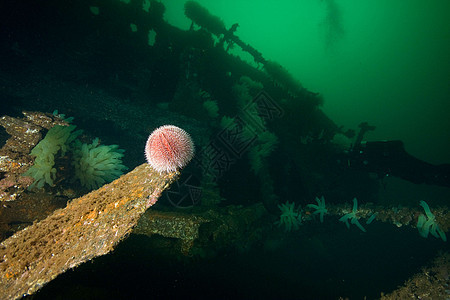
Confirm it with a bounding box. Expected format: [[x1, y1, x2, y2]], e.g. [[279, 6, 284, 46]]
[[0, 164, 178, 300]]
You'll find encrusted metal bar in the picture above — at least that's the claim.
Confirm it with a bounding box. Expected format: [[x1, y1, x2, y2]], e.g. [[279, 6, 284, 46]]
[[0, 164, 178, 300]]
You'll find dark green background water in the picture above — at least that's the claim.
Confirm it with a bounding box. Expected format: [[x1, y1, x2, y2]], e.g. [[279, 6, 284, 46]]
[[164, 0, 450, 164]]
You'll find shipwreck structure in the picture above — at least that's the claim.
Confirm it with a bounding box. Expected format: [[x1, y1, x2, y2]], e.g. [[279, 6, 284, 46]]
[[0, 164, 177, 300]]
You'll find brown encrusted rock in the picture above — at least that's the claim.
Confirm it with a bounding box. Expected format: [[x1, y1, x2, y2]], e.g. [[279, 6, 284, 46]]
[[380, 252, 450, 299], [0, 111, 70, 155], [0, 116, 42, 155], [0, 111, 72, 202]]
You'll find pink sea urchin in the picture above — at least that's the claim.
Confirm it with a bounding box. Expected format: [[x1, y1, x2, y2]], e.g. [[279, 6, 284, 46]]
[[145, 125, 195, 173]]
